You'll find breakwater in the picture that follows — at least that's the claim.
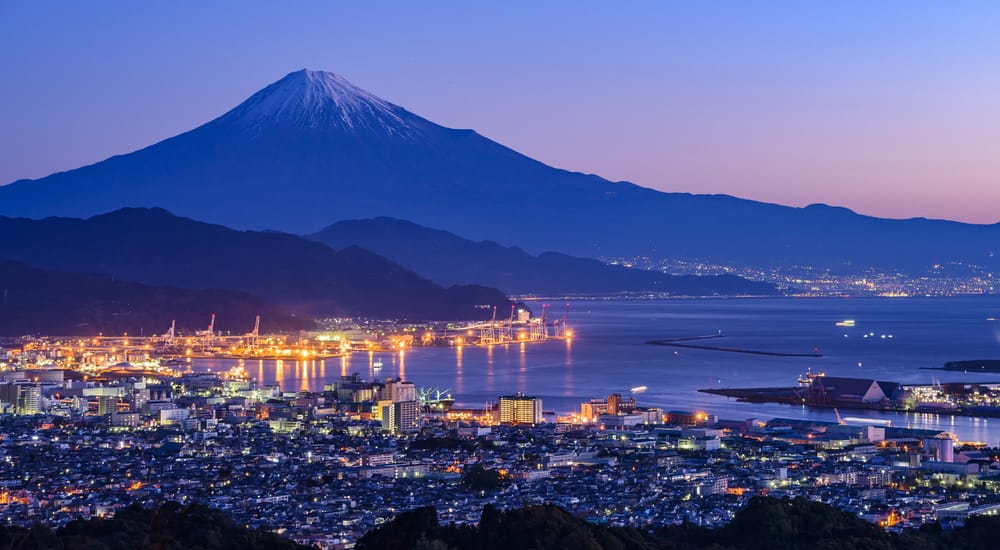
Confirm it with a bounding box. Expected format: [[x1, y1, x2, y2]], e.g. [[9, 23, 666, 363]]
[[646, 335, 823, 357]]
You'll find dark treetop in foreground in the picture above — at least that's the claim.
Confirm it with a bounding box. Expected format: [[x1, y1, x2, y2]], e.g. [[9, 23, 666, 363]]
[[312, 217, 777, 296], [2, 491, 999, 549], [0, 208, 511, 321], [358, 496, 1000, 550], [0, 502, 310, 550]]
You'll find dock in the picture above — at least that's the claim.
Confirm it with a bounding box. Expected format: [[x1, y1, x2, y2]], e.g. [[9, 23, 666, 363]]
[[700, 376, 1000, 420], [646, 335, 823, 357]]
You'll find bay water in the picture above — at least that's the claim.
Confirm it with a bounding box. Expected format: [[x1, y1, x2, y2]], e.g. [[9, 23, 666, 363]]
[[193, 297, 1000, 443]]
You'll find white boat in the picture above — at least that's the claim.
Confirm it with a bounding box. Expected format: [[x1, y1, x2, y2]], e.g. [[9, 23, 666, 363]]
[[843, 417, 892, 427]]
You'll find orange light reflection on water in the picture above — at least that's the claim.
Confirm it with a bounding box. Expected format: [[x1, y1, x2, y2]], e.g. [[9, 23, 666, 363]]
[[455, 345, 463, 394]]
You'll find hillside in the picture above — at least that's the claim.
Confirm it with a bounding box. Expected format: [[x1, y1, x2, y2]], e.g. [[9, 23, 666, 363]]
[[1, 495, 997, 549], [0, 208, 511, 321], [0, 501, 309, 550], [2, 70, 998, 272], [0, 261, 313, 336], [312, 217, 777, 295], [357, 496, 998, 550]]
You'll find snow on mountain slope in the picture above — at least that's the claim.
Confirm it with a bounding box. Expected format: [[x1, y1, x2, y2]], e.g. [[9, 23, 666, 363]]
[[2, 69, 999, 271], [219, 69, 421, 136]]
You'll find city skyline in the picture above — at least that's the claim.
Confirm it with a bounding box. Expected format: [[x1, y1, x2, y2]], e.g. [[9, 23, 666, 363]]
[[3, 1, 1000, 224], [5, 4, 1000, 547]]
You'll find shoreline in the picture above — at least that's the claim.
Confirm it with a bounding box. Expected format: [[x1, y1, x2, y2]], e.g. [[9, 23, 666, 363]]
[[699, 386, 1000, 420]]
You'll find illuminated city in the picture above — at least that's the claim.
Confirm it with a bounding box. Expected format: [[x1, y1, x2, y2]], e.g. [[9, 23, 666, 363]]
[[4, 2, 1000, 549]]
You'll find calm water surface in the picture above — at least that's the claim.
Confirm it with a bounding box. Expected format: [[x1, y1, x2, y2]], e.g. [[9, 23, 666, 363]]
[[192, 297, 1000, 443]]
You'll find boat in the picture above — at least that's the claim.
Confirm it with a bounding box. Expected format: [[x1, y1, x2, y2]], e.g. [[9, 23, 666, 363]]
[[373, 357, 383, 371], [835, 319, 856, 327], [419, 387, 455, 412], [914, 401, 957, 412], [797, 368, 825, 387], [844, 416, 892, 427], [222, 363, 251, 381]]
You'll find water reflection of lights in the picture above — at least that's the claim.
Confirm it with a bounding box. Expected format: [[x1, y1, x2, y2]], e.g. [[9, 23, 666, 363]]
[[517, 343, 528, 393], [485, 345, 494, 391], [177, 312, 997, 444], [455, 346, 463, 394]]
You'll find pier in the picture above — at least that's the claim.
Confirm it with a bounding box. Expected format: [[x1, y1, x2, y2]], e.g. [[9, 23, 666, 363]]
[[700, 386, 800, 404], [700, 376, 1000, 420], [646, 335, 823, 357], [924, 359, 1000, 373]]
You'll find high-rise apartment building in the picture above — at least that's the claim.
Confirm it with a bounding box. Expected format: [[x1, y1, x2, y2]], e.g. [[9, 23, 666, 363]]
[[499, 393, 542, 425], [381, 400, 420, 433]]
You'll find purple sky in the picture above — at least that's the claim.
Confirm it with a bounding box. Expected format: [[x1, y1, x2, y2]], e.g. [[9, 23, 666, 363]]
[[2, 1, 999, 223]]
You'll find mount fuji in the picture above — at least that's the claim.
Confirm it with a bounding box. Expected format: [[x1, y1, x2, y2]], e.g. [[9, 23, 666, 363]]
[[2, 69, 999, 272]]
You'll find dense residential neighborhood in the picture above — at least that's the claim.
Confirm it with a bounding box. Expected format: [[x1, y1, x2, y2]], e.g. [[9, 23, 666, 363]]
[[2, 350, 999, 548]]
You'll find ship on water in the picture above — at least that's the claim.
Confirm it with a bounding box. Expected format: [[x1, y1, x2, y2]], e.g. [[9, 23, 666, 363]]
[[222, 361, 251, 382], [797, 367, 825, 387], [419, 387, 455, 412]]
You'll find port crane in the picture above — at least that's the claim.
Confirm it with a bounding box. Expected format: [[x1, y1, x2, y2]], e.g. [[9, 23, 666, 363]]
[[491, 305, 498, 343], [529, 304, 549, 340], [464, 302, 568, 345], [505, 304, 516, 341], [551, 303, 571, 337], [244, 315, 260, 348], [195, 314, 216, 344], [479, 306, 497, 344], [161, 320, 176, 342]]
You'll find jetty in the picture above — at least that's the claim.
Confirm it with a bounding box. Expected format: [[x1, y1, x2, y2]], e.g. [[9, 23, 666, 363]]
[[700, 376, 1000, 420], [646, 335, 823, 357]]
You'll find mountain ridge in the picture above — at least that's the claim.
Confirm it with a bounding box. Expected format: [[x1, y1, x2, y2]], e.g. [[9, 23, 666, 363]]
[[2, 69, 998, 272], [311, 217, 777, 295], [0, 260, 314, 336], [0, 208, 512, 321]]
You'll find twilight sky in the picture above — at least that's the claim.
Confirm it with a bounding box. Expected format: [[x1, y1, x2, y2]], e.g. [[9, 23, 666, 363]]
[[2, 1, 999, 223]]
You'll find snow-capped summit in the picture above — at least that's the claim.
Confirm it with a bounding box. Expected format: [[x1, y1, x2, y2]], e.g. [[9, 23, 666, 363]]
[[3, 67, 998, 274], [220, 69, 422, 135]]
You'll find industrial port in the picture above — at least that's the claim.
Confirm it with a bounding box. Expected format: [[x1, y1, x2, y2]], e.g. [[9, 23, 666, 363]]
[[3, 304, 573, 376], [701, 371, 1000, 419]]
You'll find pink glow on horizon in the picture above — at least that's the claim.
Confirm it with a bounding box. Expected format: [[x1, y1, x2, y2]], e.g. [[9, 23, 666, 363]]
[[2, 2, 999, 224]]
